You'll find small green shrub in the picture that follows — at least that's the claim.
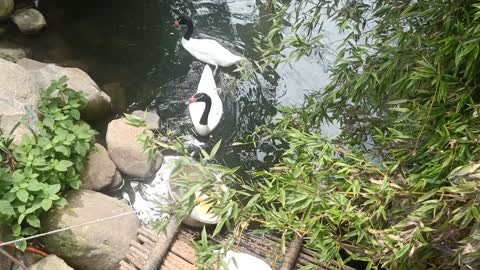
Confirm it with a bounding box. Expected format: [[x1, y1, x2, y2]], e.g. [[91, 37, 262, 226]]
[[0, 76, 96, 249]]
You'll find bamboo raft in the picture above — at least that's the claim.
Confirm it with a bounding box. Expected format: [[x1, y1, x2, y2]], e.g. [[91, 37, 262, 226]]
[[119, 218, 355, 270]]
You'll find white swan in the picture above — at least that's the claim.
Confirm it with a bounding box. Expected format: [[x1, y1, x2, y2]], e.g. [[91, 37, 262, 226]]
[[223, 251, 272, 270], [188, 65, 223, 136], [175, 17, 242, 74]]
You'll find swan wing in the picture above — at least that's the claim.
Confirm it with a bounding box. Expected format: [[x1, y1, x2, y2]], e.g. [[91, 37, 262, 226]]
[[183, 38, 241, 67], [207, 92, 223, 131]]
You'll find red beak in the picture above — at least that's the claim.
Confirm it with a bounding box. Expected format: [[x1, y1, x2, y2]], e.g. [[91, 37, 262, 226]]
[[188, 96, 197, 103], [173, 20, 180, 27]]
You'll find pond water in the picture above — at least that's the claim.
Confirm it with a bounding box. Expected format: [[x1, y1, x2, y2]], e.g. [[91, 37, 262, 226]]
[[5, 0, 343, 220], [5, 0, 341, 170]]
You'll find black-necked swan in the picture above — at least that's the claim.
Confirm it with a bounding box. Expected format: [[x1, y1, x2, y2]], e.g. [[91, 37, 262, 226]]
[[174, 16, 242, 75], [188, 65, 223, 136]]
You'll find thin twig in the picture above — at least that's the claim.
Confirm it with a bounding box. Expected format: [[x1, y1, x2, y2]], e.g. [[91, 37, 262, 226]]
[[0, 247, 28, 270]]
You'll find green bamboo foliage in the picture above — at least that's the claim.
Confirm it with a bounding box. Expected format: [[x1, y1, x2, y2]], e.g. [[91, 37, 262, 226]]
[[151, 1, 480, 269]]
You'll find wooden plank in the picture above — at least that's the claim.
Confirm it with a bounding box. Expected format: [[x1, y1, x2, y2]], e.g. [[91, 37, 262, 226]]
[[170, 239, 197, 264], [126, 254, 145, 269], [163, 252, 195, 270], [138, 234, 156, 248], [130, 245, 149, 260], [130, 240, 151, 255], [139, 227, 159, 242], [119, 260, 138, 270]]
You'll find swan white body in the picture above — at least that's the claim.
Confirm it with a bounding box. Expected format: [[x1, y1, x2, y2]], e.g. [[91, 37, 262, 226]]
[[188, 65, 223, 136], [182, 37, 242, 68], [223, 251, 272, 270]]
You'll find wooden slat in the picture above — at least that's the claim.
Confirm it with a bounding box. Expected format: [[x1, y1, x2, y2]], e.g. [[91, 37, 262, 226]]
[[138, 227, 159, 242], [170, 239, 197, 264], [162, 252, 195, 270], [130, 240, 151, 255], [126, 254, 145, 269], [119, 260, 138, 270], [137, 234, 156, 248]]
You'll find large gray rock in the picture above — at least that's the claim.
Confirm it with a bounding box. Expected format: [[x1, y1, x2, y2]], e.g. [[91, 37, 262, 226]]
[[0, 59, 40, 106], [106, 118, 162, 178], [80, 143, 116, 191], [0, 0, 13, 21], [0, 59, 38, 142], [11, 8, 46, 34], [17, 58, 112, 120], [132, 110, 160, 130], [29, 255, 73, 270], [0, 42, 30, 62], [42, 190, 139, 270]]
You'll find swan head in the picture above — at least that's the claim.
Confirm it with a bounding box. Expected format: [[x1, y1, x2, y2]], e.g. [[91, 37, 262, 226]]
[[188, 93, 209, 104], [174, 16, 193, 27]]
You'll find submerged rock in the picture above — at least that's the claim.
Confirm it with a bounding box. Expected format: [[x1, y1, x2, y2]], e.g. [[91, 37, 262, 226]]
[[0, 0, 13, 21], [29, 255, 73, 270], [132, 110, 160, 130], [106, 118, 163, 178], [17, 58, 112, 121], [80, 143, 116, 191], [102, 82, 129, 113], [0, 42, 30, 62], [42, 190, 139, 270], [11, 8, 46, 34]]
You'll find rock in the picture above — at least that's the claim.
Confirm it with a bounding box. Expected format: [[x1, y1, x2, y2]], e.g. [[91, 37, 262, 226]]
[[0, 25, 8, 36], [106, 118, 162, 178], [17, 58, 112, 121], [11, 8, 47, 34], [0, 59, 40, 106], [0, 59, 39, 142], [0, 226, 14, 270], [0, 42, 30, 62], [0, 0, 13, 21], [132, 110, 160, 130], [42, 190, 139, 270], [29, 255, 73, 270], [16, 57, 47, 70], [80, 143, 116, 191], [13, 253, 43, 270]]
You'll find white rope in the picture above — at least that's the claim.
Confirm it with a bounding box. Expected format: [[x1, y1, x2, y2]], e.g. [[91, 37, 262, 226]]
[[0, 210, 138, 247]]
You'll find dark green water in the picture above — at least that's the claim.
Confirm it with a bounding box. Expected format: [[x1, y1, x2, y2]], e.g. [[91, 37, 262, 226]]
[[4, 0, 340, 172]]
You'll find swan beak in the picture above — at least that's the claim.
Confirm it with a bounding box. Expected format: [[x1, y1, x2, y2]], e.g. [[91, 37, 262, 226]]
[[173, 20, 180, 28], [188, 96, 197, 104]]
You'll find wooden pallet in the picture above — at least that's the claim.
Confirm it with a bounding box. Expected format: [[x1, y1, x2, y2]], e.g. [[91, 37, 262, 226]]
[[119, 218, 355, 270]]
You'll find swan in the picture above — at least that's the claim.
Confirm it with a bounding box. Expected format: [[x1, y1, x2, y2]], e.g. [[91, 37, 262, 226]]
[[223, 251, 272, 270], [188, 65, 223, 136], [174, 16, 242, 75]]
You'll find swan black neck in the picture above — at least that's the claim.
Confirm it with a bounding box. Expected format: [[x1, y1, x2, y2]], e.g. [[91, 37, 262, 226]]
[[179, 18, 194, 40], [199, 95, 211, 125]]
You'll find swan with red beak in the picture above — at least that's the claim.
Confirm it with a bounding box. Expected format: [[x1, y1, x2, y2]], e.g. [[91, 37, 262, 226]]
[[174, 16, 242, 75], [188, 65, 223, 136]]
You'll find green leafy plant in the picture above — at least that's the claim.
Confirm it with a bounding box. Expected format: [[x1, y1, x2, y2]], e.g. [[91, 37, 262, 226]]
[[0, 76, 96, 249]]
